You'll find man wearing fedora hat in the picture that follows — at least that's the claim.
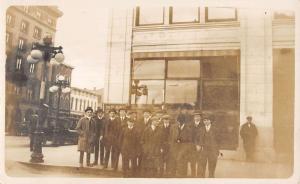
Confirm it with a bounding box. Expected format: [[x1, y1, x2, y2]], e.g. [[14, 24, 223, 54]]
[[76, 107, 96, 168], [196, 113, 221, 178]]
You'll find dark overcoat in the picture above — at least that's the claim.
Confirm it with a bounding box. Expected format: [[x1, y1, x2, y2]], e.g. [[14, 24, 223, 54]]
[[76, 116, 96, 153], [103, 118, 121, 147], [120, 126, 140, 158], [240, 122, 258, 152]]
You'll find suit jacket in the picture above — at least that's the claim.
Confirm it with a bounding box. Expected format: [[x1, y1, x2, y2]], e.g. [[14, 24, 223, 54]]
[[103, 117, 121, 146], [76, 116, 96, 153], [93, 115, 106, 139], [136, 117, 152, 134], [190, 122, 204, 144], [141, 126, 163, 158], [120, 126, 139, 157], [197, 123, 220, 154], [160, 124, 171, 153]]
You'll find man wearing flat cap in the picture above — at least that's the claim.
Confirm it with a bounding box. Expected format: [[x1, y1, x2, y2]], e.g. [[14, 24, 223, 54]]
[[240, 116, 258, 161], [190, 110, 204, 177], [196, 113, 221, 178], [103, 108, 122, 170], [76, 107, 96, 168]]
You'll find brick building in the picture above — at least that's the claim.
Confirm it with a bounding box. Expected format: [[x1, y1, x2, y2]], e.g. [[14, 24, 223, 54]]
[[5, 6, 64, 134]]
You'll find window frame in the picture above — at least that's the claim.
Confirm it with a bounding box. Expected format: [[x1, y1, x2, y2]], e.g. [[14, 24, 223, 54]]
[[6, 13, 15, 27], [205, 7, 238, 22], [20, 20, 29, 34], [33, 26, 42, 39], [135, 6, 165, 26], [169, 7, 200, 24], [16, 57, 23, 70]]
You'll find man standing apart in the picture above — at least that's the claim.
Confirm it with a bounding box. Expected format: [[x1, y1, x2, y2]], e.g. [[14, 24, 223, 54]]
[[93, 108, 105, 166], [240, 116, 258, 161], [76, 107, 96, 168]]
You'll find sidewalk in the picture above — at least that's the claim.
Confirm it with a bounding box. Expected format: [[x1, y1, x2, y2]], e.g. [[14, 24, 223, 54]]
[[5, 136, 293, 178]]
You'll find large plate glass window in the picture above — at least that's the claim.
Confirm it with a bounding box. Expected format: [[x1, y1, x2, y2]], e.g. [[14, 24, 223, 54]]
[[131, 80, 164, 105], [206, 7, 237, 22], [168, 60, 200, 78], [133, 60, 165, 79], [166, 80, 198, 104]]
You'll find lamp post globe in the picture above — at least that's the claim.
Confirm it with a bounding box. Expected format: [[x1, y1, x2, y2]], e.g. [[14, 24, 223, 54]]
[[58, 75, 65, 81], [30, 49, 43, 60], [54, 53, 65, 63], [50, 58, 59, 66], [27, 55, 39, 64], [62, 87, 71, 93]]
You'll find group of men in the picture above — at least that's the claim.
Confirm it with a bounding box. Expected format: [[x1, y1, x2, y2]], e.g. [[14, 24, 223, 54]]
[[75, 105, 224, 178]]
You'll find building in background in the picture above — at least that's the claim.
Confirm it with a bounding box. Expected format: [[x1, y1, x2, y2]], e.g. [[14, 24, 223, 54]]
[[104, 7, 295, 165], [70, 87, 103, 125], [5, 6, 64, 134]]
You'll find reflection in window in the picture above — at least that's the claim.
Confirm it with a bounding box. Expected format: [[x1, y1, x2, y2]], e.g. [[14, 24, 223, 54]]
[[166, 80, 197, 104], [168, 60, 200, 78], [202, 57, 238, 79], [131, 80, 164, 104], [136, 7, 164, 25], [202, 81, 238, 110], [206, 7, 237, 22], [133, 60, 165, 79], [170, 7, 199, 23]]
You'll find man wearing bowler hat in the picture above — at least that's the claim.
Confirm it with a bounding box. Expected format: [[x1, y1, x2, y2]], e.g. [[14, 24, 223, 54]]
[[196, 113, 221, 178]]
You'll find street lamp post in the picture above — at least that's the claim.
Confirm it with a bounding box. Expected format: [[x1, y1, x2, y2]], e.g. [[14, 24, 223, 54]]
[[49, 75, 71, 146], [27, 36, 64, 163]]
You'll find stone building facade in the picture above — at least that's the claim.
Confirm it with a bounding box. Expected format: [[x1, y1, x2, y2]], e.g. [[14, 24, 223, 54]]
[[104, 7, 295, 165]]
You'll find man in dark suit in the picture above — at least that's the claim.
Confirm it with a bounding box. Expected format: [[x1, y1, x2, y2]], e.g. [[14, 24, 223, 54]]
[[92, 108, 106, 166], [141, 116, 163, 178], [158, 114, 172, 177], [240, 116, 258, 161], [103, 109, 122, 170], [119, 118, 139, 177], [135, 109, 152, 174], [119, 107, 128, 129], [175, 114, 193, 177], [196, 114, 221, 178], [190, 111, 204, 177]]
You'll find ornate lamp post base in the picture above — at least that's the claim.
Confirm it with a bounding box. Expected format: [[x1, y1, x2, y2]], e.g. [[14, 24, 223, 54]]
[[30, 131, 44, 163]]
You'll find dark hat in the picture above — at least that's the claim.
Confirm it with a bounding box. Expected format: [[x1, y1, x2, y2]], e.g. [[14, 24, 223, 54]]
[[127, 117, 135, 123], [202, 113, 214, 121], [246, 116, 252, 120], [96, 107, 103, 113], [143, 108, 152, 113], [193, 110, 202, 116], [127, 109, 137, 114], [108, 108, 117, 113], [177, 114, 186, 124], [119, 106, 128, 112], [151, 116, 160, 122], [162, 114, 170, 120], [85, 106, 93, 112]]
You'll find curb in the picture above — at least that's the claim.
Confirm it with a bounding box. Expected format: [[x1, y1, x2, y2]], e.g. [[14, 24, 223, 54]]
[[17, 161, 123, 177]]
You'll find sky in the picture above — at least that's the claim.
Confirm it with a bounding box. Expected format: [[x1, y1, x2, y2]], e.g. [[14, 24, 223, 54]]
[[55, 2, 109, 90]]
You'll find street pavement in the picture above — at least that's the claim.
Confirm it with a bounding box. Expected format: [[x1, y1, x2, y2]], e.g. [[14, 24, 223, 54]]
[[5, 136, 293, 178]]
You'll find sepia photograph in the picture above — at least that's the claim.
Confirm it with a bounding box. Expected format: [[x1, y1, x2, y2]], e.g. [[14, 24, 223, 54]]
[[1, 0, 299, 183]]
